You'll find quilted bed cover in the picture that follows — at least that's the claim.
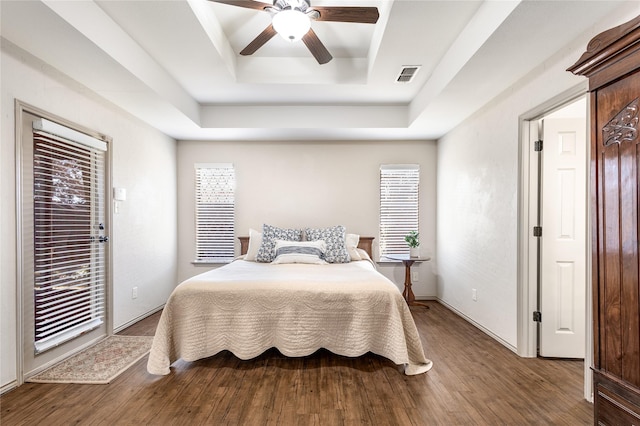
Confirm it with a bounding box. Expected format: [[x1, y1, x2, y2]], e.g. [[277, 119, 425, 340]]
[[147, 260, 432, 375]]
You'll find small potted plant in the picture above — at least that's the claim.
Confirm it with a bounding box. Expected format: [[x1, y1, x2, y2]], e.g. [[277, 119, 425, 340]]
[[405, 231, 420, 258]]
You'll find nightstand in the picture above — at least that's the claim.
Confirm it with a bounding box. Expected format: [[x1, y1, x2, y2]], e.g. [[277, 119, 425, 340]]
[[385, 254, 431, 308]]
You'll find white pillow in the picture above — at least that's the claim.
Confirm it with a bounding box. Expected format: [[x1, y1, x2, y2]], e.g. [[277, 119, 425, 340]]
[[244, 228, 262, 261], [355, 248, 371, 262], [345, 233, 361, 261], [272, 240, 327, 265]]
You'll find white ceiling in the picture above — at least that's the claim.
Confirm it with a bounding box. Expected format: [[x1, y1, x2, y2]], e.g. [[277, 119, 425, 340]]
[[0, 0, 630, 141]]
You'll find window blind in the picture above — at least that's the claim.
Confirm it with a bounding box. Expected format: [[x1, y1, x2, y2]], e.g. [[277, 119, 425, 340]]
[[379, 164, 419, 258], [32, 124, 106, 354], [195, 164, 235, 262]]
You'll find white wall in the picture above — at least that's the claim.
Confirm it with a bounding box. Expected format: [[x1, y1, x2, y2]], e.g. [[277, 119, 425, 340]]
[[177, 140, 437, 295], [1, 40, 178, 390], [436, 7, 638, 350]]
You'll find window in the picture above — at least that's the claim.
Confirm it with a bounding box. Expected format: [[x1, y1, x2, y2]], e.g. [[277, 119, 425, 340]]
[[32, 118, 107, 354], [195, 163, 235, 263], [379, 164, 419, 259]]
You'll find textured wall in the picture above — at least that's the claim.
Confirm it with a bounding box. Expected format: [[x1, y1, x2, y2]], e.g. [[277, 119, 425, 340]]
[[436, 6, 637, 349], [176, 140, 437, 296], [1, 41, 177, 389]]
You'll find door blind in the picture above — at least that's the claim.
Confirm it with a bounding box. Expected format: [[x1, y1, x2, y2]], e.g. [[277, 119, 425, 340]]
[[32, 127, 106, 354], [195, 164, 235, 262], [379, 164, 419, 258]]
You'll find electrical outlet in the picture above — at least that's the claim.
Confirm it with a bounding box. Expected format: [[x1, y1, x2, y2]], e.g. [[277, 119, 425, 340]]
[[132, 286, 138, 299], [412, 271, 419, 282], [472, 288, 477, 301]]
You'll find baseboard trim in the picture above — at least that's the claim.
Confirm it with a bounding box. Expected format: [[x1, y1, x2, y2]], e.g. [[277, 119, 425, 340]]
[[113, 305, 164, 334], [1, 380, 18, 395], [415, 296, 437, 301], [436, 298, 518, 354]]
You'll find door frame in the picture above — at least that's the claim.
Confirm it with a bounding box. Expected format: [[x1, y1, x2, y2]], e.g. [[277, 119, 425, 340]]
[[14, 100, 114, 385], [516, 82, 593, 400]]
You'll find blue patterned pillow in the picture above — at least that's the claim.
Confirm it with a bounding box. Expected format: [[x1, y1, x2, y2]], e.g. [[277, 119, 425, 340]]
[[304, 225, 351, 263], [256, 224, 302, 263]]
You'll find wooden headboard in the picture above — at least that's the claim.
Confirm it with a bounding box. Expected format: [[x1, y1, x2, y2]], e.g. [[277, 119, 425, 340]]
[[238, 236, 374, 259]]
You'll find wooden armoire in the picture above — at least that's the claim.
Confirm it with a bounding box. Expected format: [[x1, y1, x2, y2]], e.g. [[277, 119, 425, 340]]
[[568, 15, 640, 425]]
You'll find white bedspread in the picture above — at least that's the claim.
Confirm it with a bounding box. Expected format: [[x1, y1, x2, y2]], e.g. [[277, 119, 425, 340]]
[[147, 260, 432, 375]]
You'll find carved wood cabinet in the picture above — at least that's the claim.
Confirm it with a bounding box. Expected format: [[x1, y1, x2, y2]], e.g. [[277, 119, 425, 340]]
[[568, 15, 640, 425]]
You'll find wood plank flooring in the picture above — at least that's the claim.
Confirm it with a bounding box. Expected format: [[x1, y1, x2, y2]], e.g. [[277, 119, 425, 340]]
[[1, 302, 592, 425]]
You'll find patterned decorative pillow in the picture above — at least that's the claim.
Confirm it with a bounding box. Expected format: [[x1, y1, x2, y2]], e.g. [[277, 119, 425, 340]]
[[304, 225, 351, 263], [272, 240, 327, 264], [256, 224, 302, 262]]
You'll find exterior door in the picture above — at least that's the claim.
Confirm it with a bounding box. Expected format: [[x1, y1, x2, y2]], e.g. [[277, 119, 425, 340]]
[[539, 116, 587, 358], [20, 111, 109, 377]]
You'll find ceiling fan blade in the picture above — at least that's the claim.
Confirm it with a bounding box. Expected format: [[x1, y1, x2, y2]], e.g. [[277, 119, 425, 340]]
[[302, 28, 332, 64], [312, 6, 379, 24], [207, 0, 270, 12], [240, 24, 277, 55]]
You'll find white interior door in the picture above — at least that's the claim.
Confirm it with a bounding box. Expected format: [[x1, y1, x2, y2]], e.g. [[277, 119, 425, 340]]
[[539, 116, 586, 358]]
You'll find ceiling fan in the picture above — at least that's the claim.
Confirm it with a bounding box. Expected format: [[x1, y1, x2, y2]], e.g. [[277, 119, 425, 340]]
[[208, 0, 379, 64]]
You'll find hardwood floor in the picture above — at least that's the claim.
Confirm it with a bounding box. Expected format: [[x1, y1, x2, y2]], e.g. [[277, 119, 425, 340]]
[[1, 302, 591, 425]]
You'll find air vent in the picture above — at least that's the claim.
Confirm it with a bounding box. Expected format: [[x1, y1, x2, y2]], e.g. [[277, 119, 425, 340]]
[[396, 65, 421, 83]]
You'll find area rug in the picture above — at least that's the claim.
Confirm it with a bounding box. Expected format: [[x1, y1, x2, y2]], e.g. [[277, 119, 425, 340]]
[[27, 335, 154, 384]]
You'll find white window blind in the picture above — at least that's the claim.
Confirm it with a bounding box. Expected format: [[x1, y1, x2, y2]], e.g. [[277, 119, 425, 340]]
[[195, 164, 235, 262], [379, 164, 419, 258], [32, 123, 107, 353]]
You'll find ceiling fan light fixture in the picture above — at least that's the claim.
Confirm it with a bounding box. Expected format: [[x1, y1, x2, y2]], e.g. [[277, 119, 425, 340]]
[[272, 9, 311, 42]]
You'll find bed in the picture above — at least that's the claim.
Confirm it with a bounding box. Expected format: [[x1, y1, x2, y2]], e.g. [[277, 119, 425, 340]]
[[147, 234, 432, 376]]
